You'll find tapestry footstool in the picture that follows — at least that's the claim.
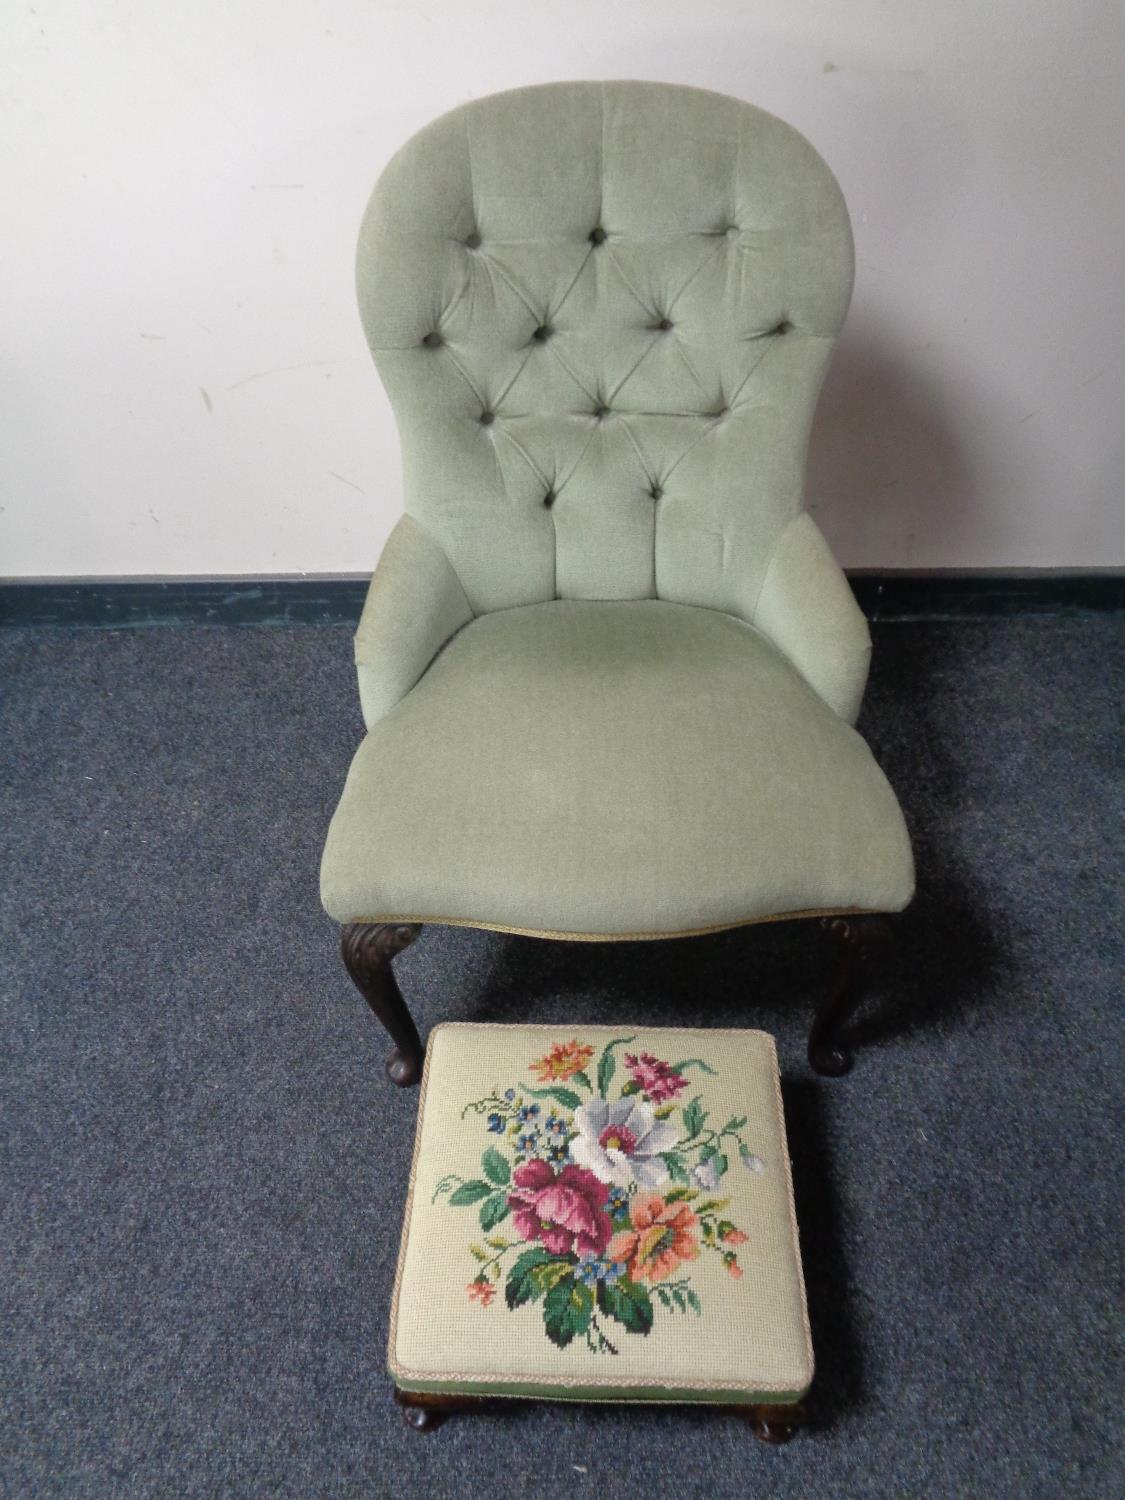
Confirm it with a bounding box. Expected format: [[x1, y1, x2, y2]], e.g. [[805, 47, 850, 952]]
[[389, 1023, 813, 1440]]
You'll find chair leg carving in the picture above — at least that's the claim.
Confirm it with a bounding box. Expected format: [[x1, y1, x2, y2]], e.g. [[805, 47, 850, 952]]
[[340, 922, 424, 1086], [808, 914, 893, 1077]]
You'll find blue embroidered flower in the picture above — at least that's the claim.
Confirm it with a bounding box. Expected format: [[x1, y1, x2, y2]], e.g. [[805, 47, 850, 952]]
[[544, 1112, 567, 1139], [576, 1253, 626, 1287], [517, 1103, 541, 1125], [546, 1140, 570, 1163], [486, 1112, 504, 1133], [515, 1129, 540, 1156], [607, 1186, 630, 1221], [503, 1088, 516, 1101]]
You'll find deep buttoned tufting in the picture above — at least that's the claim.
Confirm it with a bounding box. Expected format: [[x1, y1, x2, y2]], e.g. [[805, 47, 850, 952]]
[[356, 81, 854, 617], [321, 83, 914, 938]]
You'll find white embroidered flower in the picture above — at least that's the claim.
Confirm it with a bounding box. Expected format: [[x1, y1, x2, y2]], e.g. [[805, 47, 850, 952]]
[[568, 1096, 679, 1189], [690, 1157, 720, 1191]]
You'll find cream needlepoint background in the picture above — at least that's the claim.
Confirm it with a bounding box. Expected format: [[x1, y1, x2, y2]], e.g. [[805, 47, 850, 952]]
[[391, 1023, 813, 1399]]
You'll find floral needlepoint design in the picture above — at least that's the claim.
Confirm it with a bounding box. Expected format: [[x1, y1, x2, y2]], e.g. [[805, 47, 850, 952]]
[[529, 1039, 595, 1084], [438, 1036, 767, 1354]]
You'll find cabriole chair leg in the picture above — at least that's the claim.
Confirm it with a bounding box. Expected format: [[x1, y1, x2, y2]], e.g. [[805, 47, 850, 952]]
[[808, 914, 893, 1077], [340, 922, 424, 1086]]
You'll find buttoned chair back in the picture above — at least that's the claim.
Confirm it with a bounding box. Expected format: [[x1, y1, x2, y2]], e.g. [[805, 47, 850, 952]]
[[356, 81, 853, 620]]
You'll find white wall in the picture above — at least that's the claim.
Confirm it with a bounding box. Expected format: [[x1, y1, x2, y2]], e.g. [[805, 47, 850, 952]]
[[2, 1, 1122, 578]]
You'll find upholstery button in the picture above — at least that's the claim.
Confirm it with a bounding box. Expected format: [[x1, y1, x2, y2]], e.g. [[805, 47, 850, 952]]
[[479, 410, 494, 426], [650, 484, 664, 500], [465, 232, 482, 249], [774, 319, 791, 335], [655, 317, 673, 332], [725, 224, 739, 238], [594, 405, 610, 419], [712, 407, 728, 420], [589, 226, 607, 245], [532, 324, 553, 342], [543, 489, 556, 508], [421, 332, 442, 349]]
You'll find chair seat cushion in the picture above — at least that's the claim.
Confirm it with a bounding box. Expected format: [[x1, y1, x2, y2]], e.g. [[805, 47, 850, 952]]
[[320, 599, 913, 936], [390, 1022, 812, 1404]]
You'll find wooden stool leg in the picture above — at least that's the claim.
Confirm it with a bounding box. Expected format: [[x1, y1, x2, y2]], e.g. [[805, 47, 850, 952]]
[[394, 1388, 484, 1431], [808, 914, 893, 1076], [340, 922, 424, 1086], [744, 1402, 807, 1443]]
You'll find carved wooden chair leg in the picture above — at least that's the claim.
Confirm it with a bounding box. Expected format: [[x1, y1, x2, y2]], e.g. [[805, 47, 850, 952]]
[[743, 1402, 807, 1443], [808, 914, 893, 1076], [394, 1388, 484, 1430], [340, 922, 424, 1086]]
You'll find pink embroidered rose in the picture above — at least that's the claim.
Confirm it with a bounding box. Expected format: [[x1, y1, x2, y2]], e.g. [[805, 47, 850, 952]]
[[624, 1052, 689, 1105], [507, 1160, 612, 1258]]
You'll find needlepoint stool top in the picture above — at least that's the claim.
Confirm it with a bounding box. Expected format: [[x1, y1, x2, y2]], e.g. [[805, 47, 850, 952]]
[[389, 1023, 813, 1404]]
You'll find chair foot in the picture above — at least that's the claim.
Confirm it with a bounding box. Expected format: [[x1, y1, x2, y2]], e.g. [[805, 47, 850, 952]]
[[340, 923, 424, 1086], [743, 1402, 807, 1443], [808, 915, 893, 1076]]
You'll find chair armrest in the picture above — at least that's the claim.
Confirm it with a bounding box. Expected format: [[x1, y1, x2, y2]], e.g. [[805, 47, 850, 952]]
[[354, 516, 474, 729], [751, 513, 870, 724]]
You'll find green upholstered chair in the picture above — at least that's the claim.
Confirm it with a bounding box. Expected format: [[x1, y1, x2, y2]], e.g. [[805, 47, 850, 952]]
[[320, 81, 914, 1085]]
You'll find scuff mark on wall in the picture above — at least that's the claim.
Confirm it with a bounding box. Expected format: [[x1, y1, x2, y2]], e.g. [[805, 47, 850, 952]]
[[199, 387, 213, 414]]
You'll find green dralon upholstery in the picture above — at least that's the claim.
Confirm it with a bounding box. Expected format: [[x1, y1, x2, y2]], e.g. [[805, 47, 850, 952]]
[[321, 599, 913, 935], [320, 81, 914, 937]]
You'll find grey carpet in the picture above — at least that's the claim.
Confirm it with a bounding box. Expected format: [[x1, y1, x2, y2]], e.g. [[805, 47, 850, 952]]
[[1, 617, 1121, 1499]]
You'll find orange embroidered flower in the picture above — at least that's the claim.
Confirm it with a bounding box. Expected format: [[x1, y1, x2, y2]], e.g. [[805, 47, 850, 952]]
[[530, 1039, 595, 1083], [466, 1278, 496, 1306], [724, 1256, 744, 1280], [720, 1226, 748, 1246], [608, 1193, 700, 1283]]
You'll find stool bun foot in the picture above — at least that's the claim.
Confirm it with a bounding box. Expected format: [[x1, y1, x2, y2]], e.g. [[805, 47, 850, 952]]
[[744, 1402, 807, 1443], [394, 1388, 484, 1431]]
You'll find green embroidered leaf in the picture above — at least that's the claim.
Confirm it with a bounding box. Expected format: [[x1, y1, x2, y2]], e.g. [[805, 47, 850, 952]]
[[598, 1277, 653, 1336], [620, 1079, 642, 1097], [653, 1103, 675, 1119], [469, 1244, 488, 1262], [479, 1193, 510, 1233], [484, 1235, 510, 1250], [686, 1288, 702, 1315], [447, 1178, 493, 1207], [543, 1276, 593, 1349], [654, 1286, 671, 1308], [713, 1153, 729, 1179], [716, 1220, 735, 1238], [672, 1058, 718, 1076], [524, 1084, 582, 1110], [571, 1070, 594, 1092], [721, 1115, 748, 1132], [505, 1248, 554, 1310], [695, 1198, 731, 1215], [481, 1147, 510, 1186], [672, 1288, 686, 1312], [660, 1154, 692, 1186], [681, 1096, 706, 1139], [529, 1258, 576, 1295], [699, 1142, 718, 1163], [596, 1035, 636, 1098], [664, 1185, 699, 1202]]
